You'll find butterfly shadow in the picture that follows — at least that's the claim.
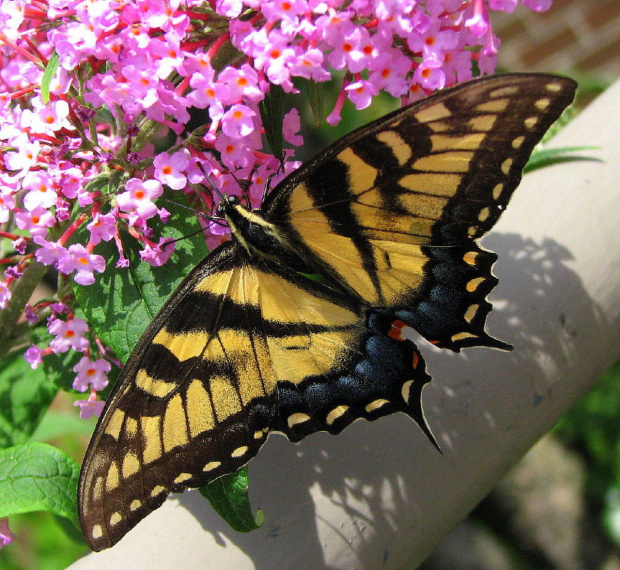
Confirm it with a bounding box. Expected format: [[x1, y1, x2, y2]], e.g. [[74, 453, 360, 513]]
[[177, 231, 603, 569]]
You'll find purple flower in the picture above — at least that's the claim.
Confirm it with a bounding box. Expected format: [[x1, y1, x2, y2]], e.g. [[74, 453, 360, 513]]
[[57, 244, 106, 286], [33, 237, 70, 268], [139, 237, 175, 267], [24, 345, 44, 369], [74, 394, 105, 420], [87, 212, 117, 245], [154, 150, 190, 190], [345, 79, 379, 110], [0, 282, 11, 310], [0, 518, 14, 549], [48, 318, 90, 354], [116, 178, 163, 220], [73, 356, 111, 392], [221, 104, 257, 139]]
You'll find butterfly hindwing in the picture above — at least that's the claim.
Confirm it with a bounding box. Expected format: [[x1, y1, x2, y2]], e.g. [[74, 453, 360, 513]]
[[265, 74, 576, 350]]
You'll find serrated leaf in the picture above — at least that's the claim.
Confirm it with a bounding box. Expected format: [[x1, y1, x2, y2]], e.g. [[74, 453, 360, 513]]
[[0, 350, 58, 448], [0, 442, 79, 526], [41, 51, 60, 104], [199, 467, 264, 532], [73, 191, 208, 363]]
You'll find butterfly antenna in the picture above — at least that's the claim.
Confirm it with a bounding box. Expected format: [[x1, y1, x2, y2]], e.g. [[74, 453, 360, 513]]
[[159, 198, 219, 222], [197, 162, 226, 203]]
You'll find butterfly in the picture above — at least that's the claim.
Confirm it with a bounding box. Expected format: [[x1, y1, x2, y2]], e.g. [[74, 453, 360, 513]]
[[78, 73, 577, 550]]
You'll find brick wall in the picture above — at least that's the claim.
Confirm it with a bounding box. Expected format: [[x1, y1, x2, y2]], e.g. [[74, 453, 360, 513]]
[[493, 0, 620, 81]]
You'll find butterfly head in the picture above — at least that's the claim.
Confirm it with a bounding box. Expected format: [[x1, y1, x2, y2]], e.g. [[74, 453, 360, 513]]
[[216, 194, 288, 258]]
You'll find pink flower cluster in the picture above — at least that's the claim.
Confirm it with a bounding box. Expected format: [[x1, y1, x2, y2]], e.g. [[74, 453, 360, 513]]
[[0, 0, 552, 417]]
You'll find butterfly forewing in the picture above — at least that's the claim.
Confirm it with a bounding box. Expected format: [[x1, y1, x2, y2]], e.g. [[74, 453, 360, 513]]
[[266, 74, 577, 350], [79, 74, 577, 550]]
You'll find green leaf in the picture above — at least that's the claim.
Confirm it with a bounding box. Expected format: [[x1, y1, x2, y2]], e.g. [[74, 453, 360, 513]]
[[303, 78, 325, 127], [41, 51, 60, 104], [73, 191, 208, 363], [0, 442, 79, 526], [199, 467, 264, 532], [525, 146, 600, 173], [0, 350, 58, 449], [260, 84, 286, 160]]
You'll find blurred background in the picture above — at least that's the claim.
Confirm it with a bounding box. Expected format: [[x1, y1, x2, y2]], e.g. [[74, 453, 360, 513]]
[[2, 1, 619, 568]]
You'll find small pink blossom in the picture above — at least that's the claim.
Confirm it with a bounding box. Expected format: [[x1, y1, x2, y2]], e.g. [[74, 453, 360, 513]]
[[221, 104, 257, 139], [57, 244, 106, 285], [116, 178, 163, 220], [0, 190, 16, 223], [24, 345, 44, 369], [0, 282, 11, 310], [73, 356, 111, 392], [218, 64, 264, 104], [22, 171, 57, 211], [413, 58, 446, 91], [139, 237, 175, 267], [48, 317, 90, 353], [87, 212, 117, 245], [154, 150, 190, 190], [283, 109, 303, 146], [74, 392, 105, 420], [15, 206, 56, 239], [345, 79, 379, 110], [0, 518, 14, 549], [33, 236, 70, 267]]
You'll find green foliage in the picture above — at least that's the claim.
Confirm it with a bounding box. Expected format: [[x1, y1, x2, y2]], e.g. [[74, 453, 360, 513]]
[[260, 84, 286, 160], [0, 351, 57, 448], [73, 191, 208, 362], [0, 510, 87, 570], [555, 360, 620, 544], [41, 51, 60, 104], [0, 443, 79, 525], [199, 466, 265, 532]]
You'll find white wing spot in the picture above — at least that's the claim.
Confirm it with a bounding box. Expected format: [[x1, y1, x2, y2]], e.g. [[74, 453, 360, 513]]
[[109, 512, 122, 526], [92, 524, 103, 539]]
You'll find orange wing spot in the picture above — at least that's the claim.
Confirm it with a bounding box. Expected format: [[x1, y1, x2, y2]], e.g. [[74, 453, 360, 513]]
[[387, 319, 407, 341], [429, 340, 440, 345], [412, 352, 420, 369]]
